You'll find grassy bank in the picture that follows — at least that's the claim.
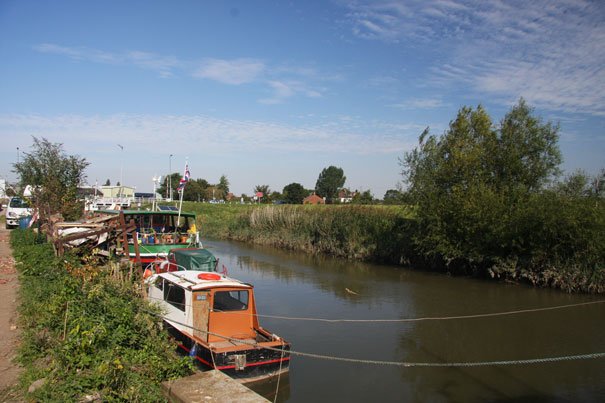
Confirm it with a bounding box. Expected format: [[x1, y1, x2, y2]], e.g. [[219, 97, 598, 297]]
[[10, 229, 192, 401], [186, 202, 416, 264], [185, 201, 604, 293]]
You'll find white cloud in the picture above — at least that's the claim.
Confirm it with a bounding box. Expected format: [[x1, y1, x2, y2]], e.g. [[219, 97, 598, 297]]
[[344, 1, 605, 116], [391, 98, 447, 109], [0, 113, 418, 156], [259, 80, 323, 104], [34, 43, 179, 77], [33, 43, 327, 102], [193, 58, 265, 85]]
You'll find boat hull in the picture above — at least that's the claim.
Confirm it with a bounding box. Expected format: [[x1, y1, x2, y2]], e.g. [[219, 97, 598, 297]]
[[165, 321, 291, 383]]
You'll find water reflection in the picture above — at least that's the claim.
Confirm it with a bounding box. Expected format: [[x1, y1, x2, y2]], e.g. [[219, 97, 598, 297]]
[[204, 239, 605, 402]]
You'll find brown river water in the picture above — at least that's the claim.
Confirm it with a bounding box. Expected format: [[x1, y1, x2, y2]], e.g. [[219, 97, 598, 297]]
[[203, 239, 605, 402]]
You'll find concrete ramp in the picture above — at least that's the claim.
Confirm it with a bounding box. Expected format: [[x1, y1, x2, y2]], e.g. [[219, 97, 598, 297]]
[[162, 370, 269, 403]]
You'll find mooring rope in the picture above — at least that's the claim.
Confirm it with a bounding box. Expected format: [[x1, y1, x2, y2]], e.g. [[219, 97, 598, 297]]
[[273, 341, 286, 403], [211, 299, 605, 323], [143, 309, 605, 368]]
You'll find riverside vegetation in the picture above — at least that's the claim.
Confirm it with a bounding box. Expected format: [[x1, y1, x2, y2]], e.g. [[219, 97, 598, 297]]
[[9, 229, 193, 401], [188, 101, 605, 294]]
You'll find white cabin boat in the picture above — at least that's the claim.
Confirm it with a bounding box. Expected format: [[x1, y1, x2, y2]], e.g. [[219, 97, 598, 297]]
[[146, 270, 290, 383]]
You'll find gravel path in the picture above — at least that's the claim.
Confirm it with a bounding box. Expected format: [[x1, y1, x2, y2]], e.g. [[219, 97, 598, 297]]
[[0, 211, 23, 400]]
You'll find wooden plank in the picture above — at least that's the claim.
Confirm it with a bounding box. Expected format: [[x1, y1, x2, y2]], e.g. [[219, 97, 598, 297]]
[[192, 291, 210, 342]]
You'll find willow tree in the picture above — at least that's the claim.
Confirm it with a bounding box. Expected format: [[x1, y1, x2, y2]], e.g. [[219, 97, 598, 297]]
[[13, 137, 89, 221], [401, 100, 562, 271]]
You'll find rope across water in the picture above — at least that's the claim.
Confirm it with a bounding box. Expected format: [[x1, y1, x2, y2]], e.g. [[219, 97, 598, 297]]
[[142, 305, 605, 368]]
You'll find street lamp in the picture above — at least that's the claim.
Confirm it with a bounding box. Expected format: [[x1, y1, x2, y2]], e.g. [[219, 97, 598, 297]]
[[169, 154, 173, 201], [118, 143, 124, 182], [16, 147, 20, 164]]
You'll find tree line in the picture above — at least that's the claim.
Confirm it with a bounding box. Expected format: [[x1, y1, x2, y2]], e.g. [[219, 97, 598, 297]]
[[156, 164, 379, 204]]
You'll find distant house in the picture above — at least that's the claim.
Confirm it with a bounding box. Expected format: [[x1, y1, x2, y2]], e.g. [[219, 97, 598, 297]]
[[77, 186, 102, 199], [85, 185, 134, 211], [101, 185, 135, 198], [338, 189, 356, 203], [303, 193, 325, 205]]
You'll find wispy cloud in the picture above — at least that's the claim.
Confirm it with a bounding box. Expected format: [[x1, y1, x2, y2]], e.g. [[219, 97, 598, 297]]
[[33, 43, 328, 103], [34, 43, 179, 77], [259, 80, 323, 104], [343, 1, 605, 116], [390, 98, 447, 109], [193, 58, 265, 85], [0, 113, 418, 156]]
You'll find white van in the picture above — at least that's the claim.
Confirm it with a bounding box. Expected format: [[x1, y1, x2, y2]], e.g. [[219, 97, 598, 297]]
[[5, 197, 33, 229]]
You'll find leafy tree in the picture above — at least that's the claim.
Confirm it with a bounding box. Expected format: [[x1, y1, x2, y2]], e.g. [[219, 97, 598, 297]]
[[217, 175, 230, 196], [282, 182, 308, 204], [315, 166, 346, 203], [496, 99, 561, 192], [184, 178, 209, 201], [383, 189, 405, 205], [204, 185, 225, 201], [253, 185, 271, 203], [157, 172, 181, 200], [556, 170, 591, 197], [13, 137, 89, 220], [400, 100, 562, 269], [352, 190, 374, 204], [591, 169, 605, 197], [270, 191, 282, 202]]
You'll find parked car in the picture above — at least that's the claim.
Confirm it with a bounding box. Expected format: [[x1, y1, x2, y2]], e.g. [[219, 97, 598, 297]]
[[5, 196, 33, 229]]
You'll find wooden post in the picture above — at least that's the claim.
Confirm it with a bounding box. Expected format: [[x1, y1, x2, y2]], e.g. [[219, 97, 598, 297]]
[[119, 211, 129, 258], [130, 218, 142, 269]]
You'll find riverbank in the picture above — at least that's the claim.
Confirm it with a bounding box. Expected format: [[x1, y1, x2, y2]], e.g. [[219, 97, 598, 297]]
[[190, 203, 416, 262], [187, 202, 605, 293], [8, 229, 193, 401]]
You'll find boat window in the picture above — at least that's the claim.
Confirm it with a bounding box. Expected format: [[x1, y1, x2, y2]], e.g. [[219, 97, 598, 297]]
[[213, 290, 248, 311], [154, 277, 163, 291], [164, 283, 186, 312]]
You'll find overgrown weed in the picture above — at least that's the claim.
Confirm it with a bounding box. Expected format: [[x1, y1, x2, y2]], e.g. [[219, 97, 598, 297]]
[[10, 229, 193, 401]]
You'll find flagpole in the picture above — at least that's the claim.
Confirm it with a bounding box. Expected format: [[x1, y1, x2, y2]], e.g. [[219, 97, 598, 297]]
[[177, 159, 188, 228]]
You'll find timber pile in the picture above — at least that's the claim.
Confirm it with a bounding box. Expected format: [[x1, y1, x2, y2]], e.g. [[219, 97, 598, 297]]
[[45, 212, 141, 263]]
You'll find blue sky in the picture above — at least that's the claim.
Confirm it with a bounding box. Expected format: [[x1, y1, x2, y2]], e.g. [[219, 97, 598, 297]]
[[1, 0, 603, 198]]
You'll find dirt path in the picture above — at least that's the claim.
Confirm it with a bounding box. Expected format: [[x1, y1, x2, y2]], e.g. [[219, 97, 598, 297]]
[[0, 210, 23, 400]]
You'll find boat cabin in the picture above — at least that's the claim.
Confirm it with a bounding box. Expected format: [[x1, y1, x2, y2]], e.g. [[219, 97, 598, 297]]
[[147, 270, 290, 382], [100, 210, 202, 263]]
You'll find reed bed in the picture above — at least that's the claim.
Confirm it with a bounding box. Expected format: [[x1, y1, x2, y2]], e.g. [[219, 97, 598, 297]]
[[188, 203, 416, 264]]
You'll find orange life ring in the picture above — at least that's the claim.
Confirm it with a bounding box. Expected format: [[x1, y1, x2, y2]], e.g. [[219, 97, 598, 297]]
[[197, 273, 221, 281]]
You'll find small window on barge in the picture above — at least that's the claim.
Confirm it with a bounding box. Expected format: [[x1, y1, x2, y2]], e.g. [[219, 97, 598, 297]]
[[213, 290, 249, 311], [164, 282, 186, 312]]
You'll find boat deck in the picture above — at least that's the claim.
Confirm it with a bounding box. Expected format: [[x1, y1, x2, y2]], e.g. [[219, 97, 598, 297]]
[[210, 338, 257, 349]]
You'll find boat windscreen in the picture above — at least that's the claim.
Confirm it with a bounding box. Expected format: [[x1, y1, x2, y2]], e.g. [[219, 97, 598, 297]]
[[213, 290, 248, 311]]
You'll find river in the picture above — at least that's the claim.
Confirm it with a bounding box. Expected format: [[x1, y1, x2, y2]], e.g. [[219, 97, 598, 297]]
[[203, 239, 605, 402]]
